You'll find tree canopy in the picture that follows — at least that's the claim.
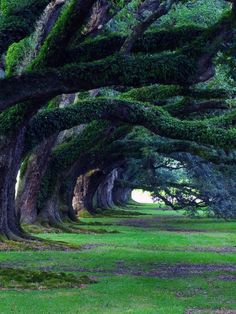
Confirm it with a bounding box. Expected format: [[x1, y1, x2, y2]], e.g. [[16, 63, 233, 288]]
[[0, 0, 235, 240]]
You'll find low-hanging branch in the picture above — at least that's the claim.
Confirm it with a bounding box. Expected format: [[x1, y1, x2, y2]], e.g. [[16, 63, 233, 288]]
[[0, 53, 195, 111], [0, 51, 230, 112], [112, 138, 236, 165], [26, 98, 236, 150]]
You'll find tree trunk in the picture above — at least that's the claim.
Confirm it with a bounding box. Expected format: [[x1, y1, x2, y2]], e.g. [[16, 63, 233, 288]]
[[72, 174, 90, 213], [95, 169, 118, 209], [37, 181, 63, 226], [83, 171, 106, 213], [60, 176, 78, 222], [122, 188, 132, 204], [113, 186, 130, 206], [16, 136, 57, 224], [0, 129, 28, 240]]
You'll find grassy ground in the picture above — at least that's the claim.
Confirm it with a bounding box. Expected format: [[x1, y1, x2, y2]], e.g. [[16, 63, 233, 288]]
[[0, 203, 236, 314]]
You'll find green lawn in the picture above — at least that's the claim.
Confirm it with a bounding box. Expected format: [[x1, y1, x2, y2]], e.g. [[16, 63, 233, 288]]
[[0, 204, 236, 314]]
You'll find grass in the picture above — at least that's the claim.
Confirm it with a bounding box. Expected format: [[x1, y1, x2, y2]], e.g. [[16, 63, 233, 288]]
[[0, 204, 235, 313]]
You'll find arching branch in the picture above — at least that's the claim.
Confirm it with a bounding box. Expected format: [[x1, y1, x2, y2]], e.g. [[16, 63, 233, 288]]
[[27, 98, 236, 150]]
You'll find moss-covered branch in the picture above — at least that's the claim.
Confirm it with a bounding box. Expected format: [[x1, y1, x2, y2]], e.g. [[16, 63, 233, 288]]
[[116, 138, 236, 164], [27, 98, 236, 150], [30, 0, 97, 69], [0, 0, 51, 55], [121, 85, 236, 102], [0, 53, 196, 111], [68, 27, 204, 63]]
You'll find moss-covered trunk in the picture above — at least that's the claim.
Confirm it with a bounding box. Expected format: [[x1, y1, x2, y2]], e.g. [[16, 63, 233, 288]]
[[16, 136, 57, 224]]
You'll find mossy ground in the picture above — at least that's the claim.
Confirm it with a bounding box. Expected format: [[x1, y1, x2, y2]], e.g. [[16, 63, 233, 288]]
[[0, 268, 94, 290], [0, 204, 235, 313]]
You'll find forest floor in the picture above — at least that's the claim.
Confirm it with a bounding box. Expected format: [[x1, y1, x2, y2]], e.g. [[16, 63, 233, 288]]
[[0, 204, 236, 314]]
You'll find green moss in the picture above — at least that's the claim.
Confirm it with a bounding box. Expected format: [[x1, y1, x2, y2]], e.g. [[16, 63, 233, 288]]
[[68, 27, 204, 63], [0, 268, 96, 289], [182, 10, 236, 59], [29, 0, 88, 69], [0, 0, 51, 55], [28, 97, 236, 153], [5, 37, 30, 76], [78, 210, 94, 218], [121, 85, 183, 102], [0, 103, 29, 135], [121, 85, 236, 102]]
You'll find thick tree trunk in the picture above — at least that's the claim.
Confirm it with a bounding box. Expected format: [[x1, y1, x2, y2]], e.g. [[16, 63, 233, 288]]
[[17, 94, 76, 225], [72, 174, 90, 213], [113, 186, 131, 206], [95, 169, 118, 209], [60, 177, 78, 222], [37, 181, 63, 226], [83, 171, 107, 213], [0, 129, 28, 240], [122, 188, 132, 204], [16, 136, 57, 224], [37, 176, 78, 227]]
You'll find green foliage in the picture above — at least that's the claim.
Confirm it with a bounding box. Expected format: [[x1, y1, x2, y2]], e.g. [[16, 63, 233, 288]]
[[52, 121, 108, 172], [0, 16, 29, 54], [158, 0, 229, 29], [108, 0, 228, 34]]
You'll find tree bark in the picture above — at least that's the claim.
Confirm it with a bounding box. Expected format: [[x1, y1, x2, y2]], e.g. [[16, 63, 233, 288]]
[[113, 186, 131, 206], [120, 0, 175, 55], [72, 174, 90, 213], [16, 136, 57, 224], [83, 171, 107, 213], [0, 129, 28, 240], [37, 180, 63, 226], [16, 93, 75, 224], [60, 176, 79, 222], [95, 169, 118, 209]]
